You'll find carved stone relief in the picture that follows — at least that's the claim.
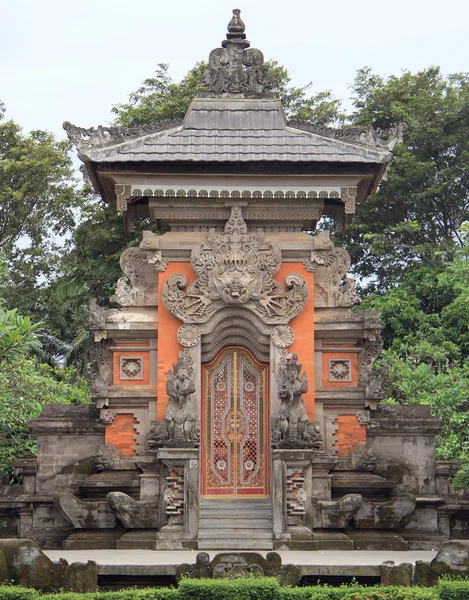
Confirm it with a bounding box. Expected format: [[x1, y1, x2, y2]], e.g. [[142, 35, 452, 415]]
[[162, 205, 308, 325], [271, 325, 294, 348], [286, 468, 307, 526], [202, 9, 272, 95], [272, 354, 323, 449], [177, 324, 201, 348], [88, 339, 113, 393], [329, 359, 352, 383], [110, 247, 153, 307], [164, 352, 197, 446], [164, 468, 184, 526], [303, 231, 360, 307], [120, 357, 143, 380]]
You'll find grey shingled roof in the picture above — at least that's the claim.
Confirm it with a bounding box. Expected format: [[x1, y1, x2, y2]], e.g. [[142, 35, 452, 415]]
[[79, 98, 392, 164]]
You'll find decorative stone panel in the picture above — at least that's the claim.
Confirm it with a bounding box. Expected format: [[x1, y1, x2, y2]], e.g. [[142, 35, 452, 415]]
[[329, 358, 352, 382], [120, 357, 143, 380], [322, 352, 357, 387]]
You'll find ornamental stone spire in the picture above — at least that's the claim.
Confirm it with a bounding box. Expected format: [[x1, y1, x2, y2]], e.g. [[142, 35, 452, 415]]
[[202, 8, 272, 95]]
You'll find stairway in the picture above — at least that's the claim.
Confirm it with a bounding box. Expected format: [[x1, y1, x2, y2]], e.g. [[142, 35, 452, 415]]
[[198, 497, 273, 550]]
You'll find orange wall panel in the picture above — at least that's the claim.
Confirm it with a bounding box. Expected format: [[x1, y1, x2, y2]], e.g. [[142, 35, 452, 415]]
[[113, 351, 150, 385], [334, 414, 366, 456], [321, 352, 357, 388], [105, 414, 138, 456], [157, 262, 196, 420], [277, 263, 315, 419]]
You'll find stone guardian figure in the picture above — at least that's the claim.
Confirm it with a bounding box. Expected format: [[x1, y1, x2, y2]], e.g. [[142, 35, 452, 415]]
[[165, 353, 196, 442], [277, 354, 309, 440]]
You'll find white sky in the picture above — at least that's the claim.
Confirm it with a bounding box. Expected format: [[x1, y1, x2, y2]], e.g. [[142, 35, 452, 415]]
[[1, 0, 468, 140]]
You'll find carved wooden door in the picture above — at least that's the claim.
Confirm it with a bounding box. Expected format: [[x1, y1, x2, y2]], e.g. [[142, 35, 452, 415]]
[[201, 347, 269, 496]]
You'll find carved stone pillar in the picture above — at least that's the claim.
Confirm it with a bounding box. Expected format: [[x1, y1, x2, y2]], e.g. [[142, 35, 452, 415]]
[[272, 448, 318, 550], [154, 448, 199, 550]]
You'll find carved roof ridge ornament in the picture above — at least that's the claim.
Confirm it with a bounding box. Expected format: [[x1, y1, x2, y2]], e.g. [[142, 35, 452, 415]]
[[202, 9, 273, 95], [287, 120, 407, 153], [63, 119, 184, 151], [162, 205, 309, 325]]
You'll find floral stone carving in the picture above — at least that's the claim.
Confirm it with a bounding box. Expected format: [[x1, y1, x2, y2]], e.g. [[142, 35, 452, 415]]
[[162, 205, 308, 325], [177, 324, 201, 348], [271, 325, 294, 348]]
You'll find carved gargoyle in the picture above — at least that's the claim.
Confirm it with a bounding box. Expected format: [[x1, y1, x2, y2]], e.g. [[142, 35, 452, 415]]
[[107, 492, 158, 529], [54, 492, 117, 529]]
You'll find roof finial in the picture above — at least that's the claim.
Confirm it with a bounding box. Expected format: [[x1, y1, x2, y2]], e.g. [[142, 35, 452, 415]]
[[227, 8, 246, 40], [201, 9, 272, 95]]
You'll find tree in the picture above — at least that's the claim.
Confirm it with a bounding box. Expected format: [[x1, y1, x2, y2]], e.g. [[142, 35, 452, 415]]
[[0, 257, 90, 482], [0, 103, 88, 313], [338, 67, 469, 291]]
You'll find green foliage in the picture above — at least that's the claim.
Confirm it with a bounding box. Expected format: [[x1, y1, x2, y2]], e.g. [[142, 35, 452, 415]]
[[438, 579, 469, 600], [0, 309, 41, 365], [339, 67, 469, 290], [0, 358, 90, 482], [0, 579, 450, 600], [0, 587, 40, 600], [177, 577, 281, 600], [0, 105, 88, 310]]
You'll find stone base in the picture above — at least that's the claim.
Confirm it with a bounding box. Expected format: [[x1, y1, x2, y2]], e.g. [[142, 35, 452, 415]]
[[312, 530, 354, 550], [117, 529, 159, 550], [273, 526, 319, 551], [346, 530, 408, 550], [155, 527, 198, 550], [64, 530, 125, 550], [401, 529, 448, 551], [273, 540, 318, 550]]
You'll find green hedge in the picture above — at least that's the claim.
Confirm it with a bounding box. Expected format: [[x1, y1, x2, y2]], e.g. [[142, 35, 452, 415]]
[[438, 580, 469, 600], [3, 578, 469, 600]]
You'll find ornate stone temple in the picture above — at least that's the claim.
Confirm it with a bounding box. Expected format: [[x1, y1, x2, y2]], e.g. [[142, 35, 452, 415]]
[[3, 10, 468, 552]]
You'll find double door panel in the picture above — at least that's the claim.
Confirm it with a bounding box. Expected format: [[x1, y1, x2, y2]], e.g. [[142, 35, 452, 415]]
[[201, 347, 269, 496]]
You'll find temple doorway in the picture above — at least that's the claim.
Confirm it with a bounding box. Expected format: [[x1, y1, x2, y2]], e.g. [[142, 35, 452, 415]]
[[201, 346, 269, 496]]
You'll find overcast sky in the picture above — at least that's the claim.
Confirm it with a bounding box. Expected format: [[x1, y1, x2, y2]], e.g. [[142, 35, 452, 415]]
[[1, 0, 468, 140]]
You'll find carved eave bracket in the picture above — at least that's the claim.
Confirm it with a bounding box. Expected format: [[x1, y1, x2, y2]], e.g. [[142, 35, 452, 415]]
[[303, 230, 361, 308], [110, 240, 168, 308], [162, 205, 309, 325]]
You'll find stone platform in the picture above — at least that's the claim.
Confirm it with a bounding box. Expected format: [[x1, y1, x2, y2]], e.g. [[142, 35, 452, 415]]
[[44, 549, 437, 582]]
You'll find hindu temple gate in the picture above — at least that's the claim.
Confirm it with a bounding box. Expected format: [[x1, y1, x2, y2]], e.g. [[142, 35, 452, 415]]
[[5, 9, 467, 554]]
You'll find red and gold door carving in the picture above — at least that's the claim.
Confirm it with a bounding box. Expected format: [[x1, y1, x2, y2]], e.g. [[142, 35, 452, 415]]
[[201, 347, 269, 496]]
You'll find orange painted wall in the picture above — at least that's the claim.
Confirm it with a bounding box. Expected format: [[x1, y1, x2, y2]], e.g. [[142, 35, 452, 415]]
[[334, 414, 366, 456], [113, 351, 150, 385], [157, 262, 196, 419], [105, 414, 139, 456], [321, 352, 358, 388], [277, 263, 315, 419]]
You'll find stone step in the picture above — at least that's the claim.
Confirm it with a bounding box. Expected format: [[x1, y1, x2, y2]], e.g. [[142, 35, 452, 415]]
[[198, 539, 273, 550], [199, 519, 272, 529], [200, 507, 271, 513], [199, 503, 271, 509], [198, 529, 273, 538]]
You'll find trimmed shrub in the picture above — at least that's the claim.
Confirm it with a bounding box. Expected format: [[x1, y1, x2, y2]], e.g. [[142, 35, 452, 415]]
[[0, 587, 40, 600], [438, 579, 469, 600], [177, 577, 281, 600]]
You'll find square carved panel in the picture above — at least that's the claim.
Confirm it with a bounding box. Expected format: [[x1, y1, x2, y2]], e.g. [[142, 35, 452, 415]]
[[328, 358, 352, 383], [119, 357, 143, 380]]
